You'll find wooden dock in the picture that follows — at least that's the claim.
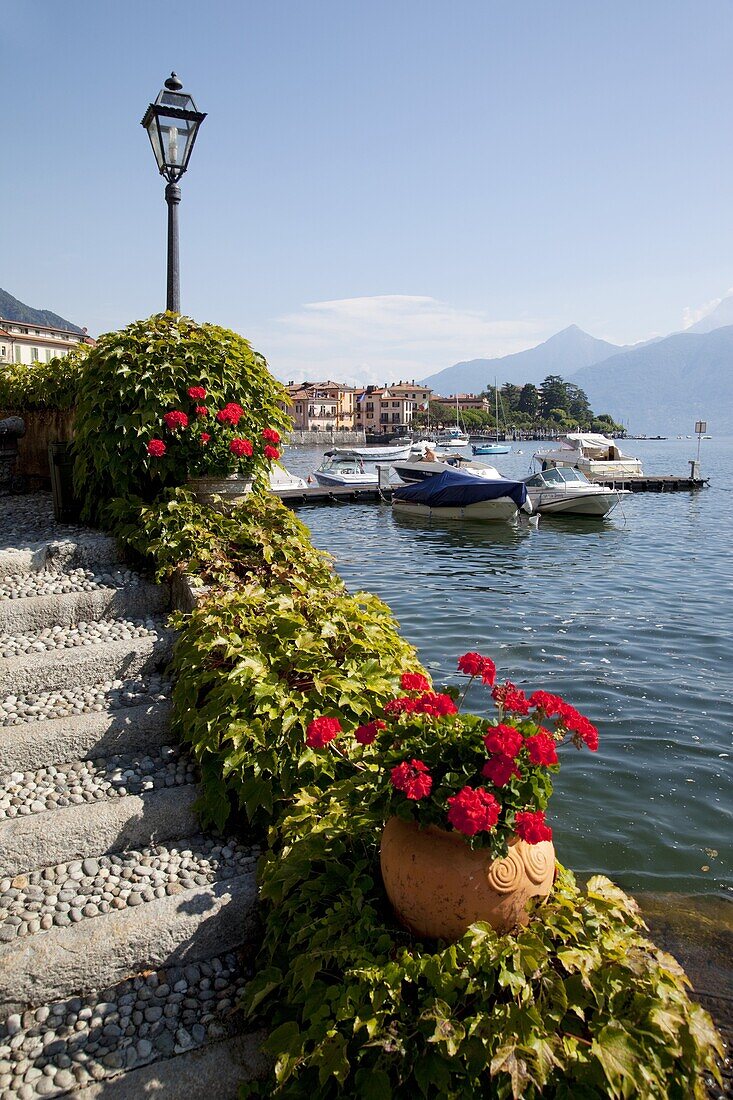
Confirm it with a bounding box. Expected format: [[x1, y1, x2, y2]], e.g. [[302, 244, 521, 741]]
[[593, 475, 709, 492], [275, 485, 392, 505]]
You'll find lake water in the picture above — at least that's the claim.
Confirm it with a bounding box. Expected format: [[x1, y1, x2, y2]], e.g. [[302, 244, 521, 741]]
[[283, 438, 732, 898]]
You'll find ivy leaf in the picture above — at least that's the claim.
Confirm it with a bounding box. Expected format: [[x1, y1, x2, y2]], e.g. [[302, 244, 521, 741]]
[[590, 1023, 645, 1098], [313, 1031, 350, 1086], [355, 1068, 392, 1099]]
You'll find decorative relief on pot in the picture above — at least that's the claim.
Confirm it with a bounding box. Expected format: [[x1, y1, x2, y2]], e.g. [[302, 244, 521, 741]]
[[380, 816, 555, 942]]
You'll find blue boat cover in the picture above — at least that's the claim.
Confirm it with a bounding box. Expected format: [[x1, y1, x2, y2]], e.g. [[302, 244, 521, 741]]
[[392, 469, 527, 509]]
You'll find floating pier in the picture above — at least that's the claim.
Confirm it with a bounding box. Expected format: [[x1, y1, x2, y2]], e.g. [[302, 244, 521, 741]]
[[593, 475, 709, 492], [275, 485, 391, 505]]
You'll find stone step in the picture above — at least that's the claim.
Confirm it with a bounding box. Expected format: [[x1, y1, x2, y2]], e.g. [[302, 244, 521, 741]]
[[0, 694, 172, 773], [0, 836, 260, 944], [0, 624, 174, 697], [0, 785, 199, 879], [0, 574, 169, 635], [0, 744, 196, 822], [0, 869, 258, 1019], [0, 950, 264, 1097], [75, 1032, 268, 1099], [0, 536, 125, 582]]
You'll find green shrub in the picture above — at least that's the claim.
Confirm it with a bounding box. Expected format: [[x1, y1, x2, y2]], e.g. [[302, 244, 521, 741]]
[[0, 342, 90, 412], [72, 312, 291, 523]]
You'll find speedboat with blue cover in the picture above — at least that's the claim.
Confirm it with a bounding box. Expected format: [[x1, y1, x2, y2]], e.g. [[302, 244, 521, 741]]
[[391, 469, 530, 523]]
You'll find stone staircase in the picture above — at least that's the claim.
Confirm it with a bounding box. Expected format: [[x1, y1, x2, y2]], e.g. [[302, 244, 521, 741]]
[[0, 496, 266, 1098]]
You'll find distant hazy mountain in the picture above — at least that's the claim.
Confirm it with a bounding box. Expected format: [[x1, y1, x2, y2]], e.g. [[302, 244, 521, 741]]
[[572, 325, 733, 434], [421, 325, 621, 394], [0, 288, 83, 334], [684, 293, 733, 335]]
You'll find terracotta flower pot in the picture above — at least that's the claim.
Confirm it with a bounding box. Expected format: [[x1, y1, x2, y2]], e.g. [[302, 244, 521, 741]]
[[380, 816, 555, 941], [188, 475, 253, 510]]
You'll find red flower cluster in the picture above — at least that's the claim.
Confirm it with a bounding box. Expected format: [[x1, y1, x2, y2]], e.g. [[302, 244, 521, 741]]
[[200, 433, 211, 444], [557, 705, 599, 752], [400, 671, 431, 692], [514, 809, 553, 844], [457, 652, 496, 686], [163, 410, 189, 431], [447, 786, 500, 836], [482, 755, 520, 787], [147, 439, 166, 457], [390, 759, 432, 800], [216, 402, 244, 426], [230, 438, 253, 457], [525, 729, 559, 766], [187, 386, 207, 401], [195, 406, 209, 417], [263, 445, 280, 460], [262, 428, 281, 443], [528, 690, 565, 717], [305, 716, 342, 749], [354, 719, 386, 745], [384, 691, 458, 718], [491, 681, 530, 715], [483, 723, 523, 759]]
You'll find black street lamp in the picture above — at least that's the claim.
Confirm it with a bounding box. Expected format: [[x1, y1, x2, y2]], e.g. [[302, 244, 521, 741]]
[[141, 73, 206, 313]]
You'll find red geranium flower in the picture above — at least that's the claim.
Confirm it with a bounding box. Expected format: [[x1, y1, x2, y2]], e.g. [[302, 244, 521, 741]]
[[147, 439, 166, 457], [230, 438, 253, 457], [525, 729, 559, 767], [200, 433, 211, 444], [412, 692, 458, 717], [482, 755, 521, 787], [492, 681, 530, 715], [390, 759, 432, 800], [557, 704, 599, 751], [384, 696, 417, 716], [195, 406, 209, 417], [457, 652, 496, 685], [163, 410, 189, 431], [483, 723, 523, 759], [447, 786, 500, 836], [264, 445, 280, 460], [354, 719, 386, 745], [400, 671, 431, 692], [514, 809, 553, 844], [262, 428, 281, 443], [305, 716, 342, 749], [528, 690, 565, 717], [216, 402, 244, 426], [187, 386, 207, 401]]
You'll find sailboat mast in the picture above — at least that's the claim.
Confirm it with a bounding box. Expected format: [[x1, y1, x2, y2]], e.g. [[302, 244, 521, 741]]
[[494, 378, 499, 442]]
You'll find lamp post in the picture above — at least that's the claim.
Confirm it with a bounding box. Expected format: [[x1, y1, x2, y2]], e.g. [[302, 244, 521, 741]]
[[141, 73, 206, 313]]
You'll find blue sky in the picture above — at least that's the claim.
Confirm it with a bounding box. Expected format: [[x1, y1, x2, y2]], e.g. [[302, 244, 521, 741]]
[[3, 0, 733, 382]]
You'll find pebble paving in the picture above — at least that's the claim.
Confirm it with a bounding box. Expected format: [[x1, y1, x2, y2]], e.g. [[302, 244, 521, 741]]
[[0, 746, 197, 819], [0, 495, 86, 553], [0, 676, 170, 727], [0, 569, 141, 601], [0, 950, 250, 1098], [0, 618, 162, 659], [0, 837, 260, 941]]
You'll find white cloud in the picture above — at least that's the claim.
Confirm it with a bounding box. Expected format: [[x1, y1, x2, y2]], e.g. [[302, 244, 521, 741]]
[[682, 287, 733, 329], [249, 295, 548, 385]]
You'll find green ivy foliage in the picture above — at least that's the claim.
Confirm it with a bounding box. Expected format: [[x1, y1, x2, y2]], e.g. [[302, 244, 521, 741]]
[[112, 489, 723, 1098], [0, 342, 90, 412], [242, 785, 722, 1098], [72, 312, 291, 524]]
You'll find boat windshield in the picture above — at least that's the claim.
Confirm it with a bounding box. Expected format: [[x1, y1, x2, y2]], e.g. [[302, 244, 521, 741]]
[[526, 467, 591, 487]]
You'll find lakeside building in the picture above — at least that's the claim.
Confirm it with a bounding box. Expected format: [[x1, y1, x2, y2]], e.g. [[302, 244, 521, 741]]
[[433, 393, 491, 413], [0, 318, 94, 365], [283, 381, 356, 431], [353, 381, 433, 433]]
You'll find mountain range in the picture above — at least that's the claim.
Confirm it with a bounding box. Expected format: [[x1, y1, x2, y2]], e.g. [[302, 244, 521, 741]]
[[0, 288, 83, 334], [421, 299, 733, 434]]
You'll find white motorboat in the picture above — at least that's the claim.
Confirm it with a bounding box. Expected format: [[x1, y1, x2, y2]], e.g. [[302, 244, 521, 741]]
[[392, 451, 501, 484], [313, 452, 379, 488], [326, 443, 411, 462], [392, 469, 530, 523], [269, 465, 308, 493], [534, 433, 643, 480], [435, 426, 470, 449], [522, 466, 630, 516]]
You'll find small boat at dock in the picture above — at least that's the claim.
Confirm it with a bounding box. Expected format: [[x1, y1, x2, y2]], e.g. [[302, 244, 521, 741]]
[[392, 469, 530, 523], [393, 451, 501, 484], [326, 443, 411, 462], [522, 466, 629, 516], [534, 433, 643, 480], [313, 452, 379, 488], [472, 442, 511, 455]]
